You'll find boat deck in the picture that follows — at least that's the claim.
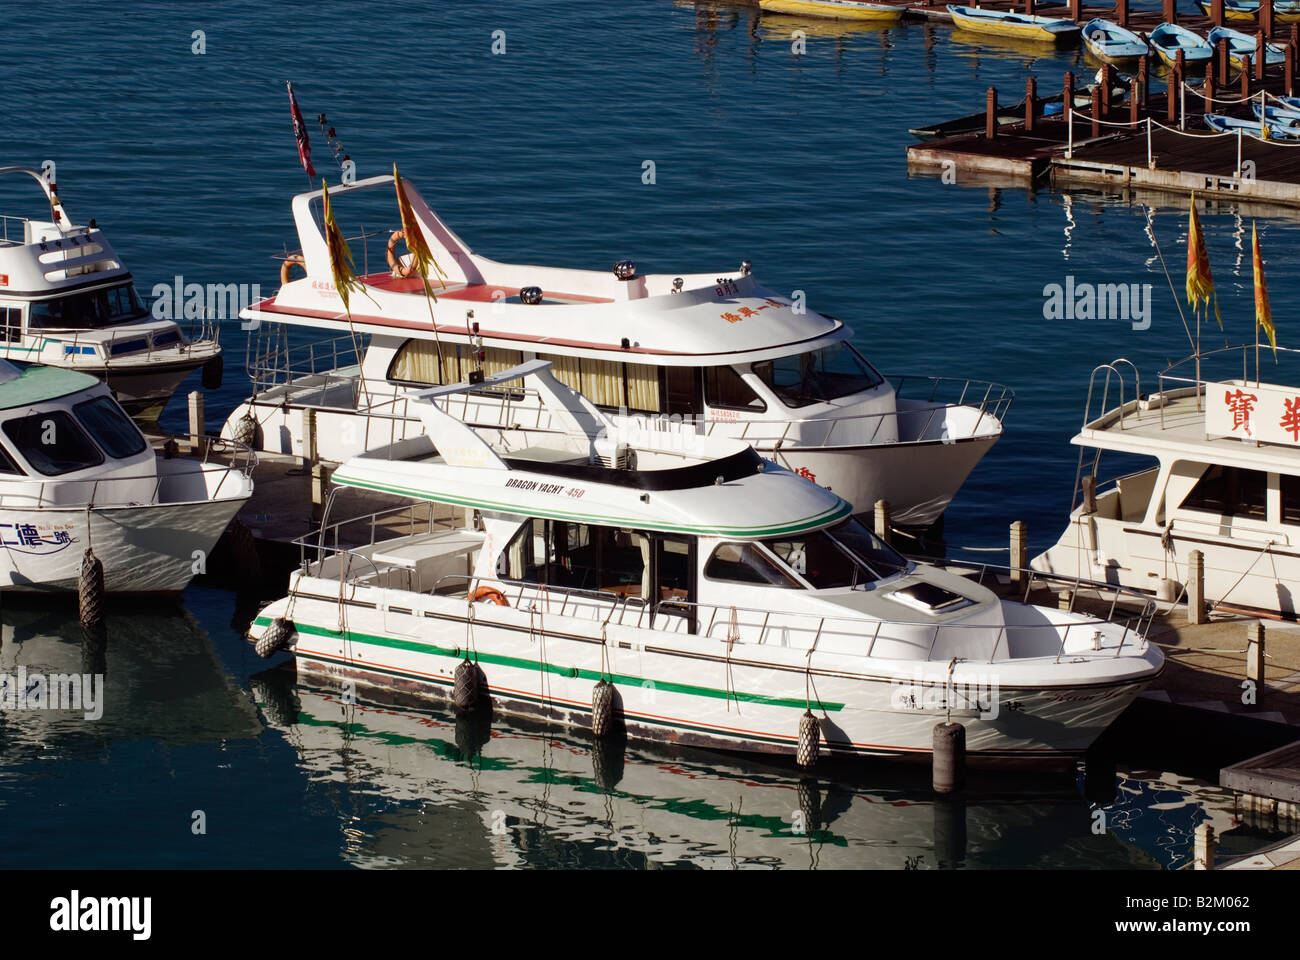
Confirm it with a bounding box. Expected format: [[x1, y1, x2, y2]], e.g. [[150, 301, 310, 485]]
[[1222, 737, 1300, 803], [359, 272, 615, 304]]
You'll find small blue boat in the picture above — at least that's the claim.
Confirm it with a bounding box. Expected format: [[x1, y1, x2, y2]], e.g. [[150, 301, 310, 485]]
[[1203, 112, 1300, 138], [1082, 19, 1149, 61], [1275, 94, 1300, 111], [947, 5, 1081, 44], [1207, 25, 1287, 67], [1150, 23, 1214, 67], [1251, 101, 1300, 125]]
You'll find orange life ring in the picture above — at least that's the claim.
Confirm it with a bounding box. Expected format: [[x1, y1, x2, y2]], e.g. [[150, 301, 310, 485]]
[[471, 585, 509, 607], [387, 230, 417, 278], [280, 255, 306, 285]]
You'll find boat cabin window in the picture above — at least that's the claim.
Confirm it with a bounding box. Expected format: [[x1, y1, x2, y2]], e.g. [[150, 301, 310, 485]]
[[0, 307, 21, 343], [2, 411, 104, 476], [502, 518, 649, 596], [1178, 465, 1268, 520], [27, 283, 148, 330], [1281, 475, 1300, 524], [763, 519, 908, 589], [540, 354, 664, 414], [73, 396, 147, 459], [387, 341, 523, 392], [0, 443, 24, 475], [751, 342, 884, 409], [704, 542, 798, 587], [704, 365, 766, 412]]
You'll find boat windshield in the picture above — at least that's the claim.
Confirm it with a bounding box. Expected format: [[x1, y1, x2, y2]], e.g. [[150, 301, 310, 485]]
[[27, 283, 149, 330], [762, 518, 909, 589], [2, 411, 104, 476], [73, 395, 147, 459], [751, 342, 884, 408]]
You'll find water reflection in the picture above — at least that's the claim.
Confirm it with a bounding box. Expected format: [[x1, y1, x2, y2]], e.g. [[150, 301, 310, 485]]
[[256, 675, 1162, 870]]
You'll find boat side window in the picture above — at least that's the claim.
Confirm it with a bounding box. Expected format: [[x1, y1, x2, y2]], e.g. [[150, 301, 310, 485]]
[[823, 517, 910, 580], [752, 342, 884, 408], [1, 411, 104, 476], [538, 353, 664, 413], [27, 283, 148, 330], [1281, 475, 1300, 524], [1178, 464, 1268, 520], [704, 542, 798, 587], [73, 395, 148, 459], [387, 338, 461, 386], [0, 442, 24, 475], [500, 518, 647, 596], [704, 365, 766, 411], [0, 307, 21, 343]]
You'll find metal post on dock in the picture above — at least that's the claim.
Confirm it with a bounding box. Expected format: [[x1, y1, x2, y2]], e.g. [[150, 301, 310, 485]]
[[1010, 521, 1027, 585], [1116, 0, 1128, 27], [1194, 822, 1217, 870], [874, 499, 892, 545], [1091, 86, 1101, 137], [1211, 0, 1225, 25], [1237, 126, 1244, 177], [1256, 32, 1266, 80], [1147, 118, 1154, 168], [1188, 549, 1207, 625], [1176, 50, 1186, 130], [188, 391, 205, 455], [1064, 71, 1074, 158], [1247, 621, 1266, 690], [1025, 76, 1037, 132], [1162, 0, 1177, 24]]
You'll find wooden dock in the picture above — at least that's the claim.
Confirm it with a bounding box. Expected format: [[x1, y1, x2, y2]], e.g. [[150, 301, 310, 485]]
[[1223, 739, 1300, 803]]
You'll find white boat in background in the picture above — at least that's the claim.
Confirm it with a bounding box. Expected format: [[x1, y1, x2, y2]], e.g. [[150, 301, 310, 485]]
[[0, 360, 253, 594], [248, 361, 1161, 766], [0, 166, 223, 420], [1033, 347, 1300, 618], [222, 174, 1010, 527]]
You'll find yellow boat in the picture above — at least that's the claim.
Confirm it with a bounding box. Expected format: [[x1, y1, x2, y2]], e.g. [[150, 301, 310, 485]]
[[947, 4, 1082, 44], [758, 0, 906, 21]]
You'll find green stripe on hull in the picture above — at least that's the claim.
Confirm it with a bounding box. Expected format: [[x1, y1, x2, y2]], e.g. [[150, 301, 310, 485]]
[[257, 616, 845, 712], [330, 475, 852, 538]]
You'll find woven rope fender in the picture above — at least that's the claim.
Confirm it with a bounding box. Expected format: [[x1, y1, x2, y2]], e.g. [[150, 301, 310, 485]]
[[591, 679, 618, 736], [232, 412, 258, 446], [796, 709, 820, 769], [255, 617, 295, 659], [78, 547, 105, 628], [453, 657, 485, 713]]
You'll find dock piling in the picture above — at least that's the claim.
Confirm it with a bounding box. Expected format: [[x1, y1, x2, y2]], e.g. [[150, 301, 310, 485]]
[[1116, 0, 1128, 27], [1211, 0, 1225, 25], [1130, 78, 1140, 126], [1069, 0, 1080, 22], [1091, 86, 1101, 138], [302, 407, 317, 468], [1288, 41, 1295, 96], [1194, 822, 1217, 870], [1175, 50, 1186, 129], [1247, 621, 1266, 689], [1188, 549, 1207, 625], [1219, 39, 1230, 88], [932, 722, 966, 794], [1025, 76, 1037, 132], [1010, 520, 1026, 584], [1204, 59, 1216, 114], [874, 499, 892, 546], [1100, 63, 1113, 116], [1256, 33, 1266, 80], [187, 391, 205, 455], [1138, 55, 1149, 107], [1243, 56, 1253, 99], [1263, 0, 1274, 40], [1163, 0, 1177, 25], [986, 87, 997, 139]]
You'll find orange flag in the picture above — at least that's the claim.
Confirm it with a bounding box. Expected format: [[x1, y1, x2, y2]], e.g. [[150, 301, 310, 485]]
[[1253, 221, 1277, 356], [321, 179, 376, 317], [393, 163, 447, 300], [1186, 193, 1222, 329]]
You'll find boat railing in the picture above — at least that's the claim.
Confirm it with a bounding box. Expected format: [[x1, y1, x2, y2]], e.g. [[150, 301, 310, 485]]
[[0, 454, 251, 510], [0, 214, 31, 247], [246, 327, 367, 399], [1157, 344, 1300, 423], [295, 499, 456, 569]]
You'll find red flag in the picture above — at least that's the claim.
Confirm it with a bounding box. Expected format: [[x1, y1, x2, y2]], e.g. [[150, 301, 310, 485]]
[[287, 82, 315, 177]]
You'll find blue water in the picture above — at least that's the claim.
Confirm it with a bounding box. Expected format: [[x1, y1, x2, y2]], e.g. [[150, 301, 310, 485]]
[[0, 0, 1294, 867]]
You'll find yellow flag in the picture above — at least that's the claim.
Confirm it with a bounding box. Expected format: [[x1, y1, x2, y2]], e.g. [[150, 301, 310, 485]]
[[1253, 221, 1277, 356], [321, 179, 376, 317], [1186, 192, 1222, 329], [393, 163, 447, 300]]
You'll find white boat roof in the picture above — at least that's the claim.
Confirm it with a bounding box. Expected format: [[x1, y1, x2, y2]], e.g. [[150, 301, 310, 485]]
[[242, 175, 851, 365], [329, 361, 853, 538], [0, 166, 130, 298]]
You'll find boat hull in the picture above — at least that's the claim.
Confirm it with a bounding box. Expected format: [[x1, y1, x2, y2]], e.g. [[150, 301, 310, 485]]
[[251, 593, 1159, 766], [759, 0, 904, 20], [949, 8, 1080, 45]]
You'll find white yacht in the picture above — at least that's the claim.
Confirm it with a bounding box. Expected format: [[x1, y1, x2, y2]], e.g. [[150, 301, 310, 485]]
[[248, 361, 1161, 765], [221, 174, 1010, 526], [1034, 348, 1300, 618], [0, 359, 252, 594], [0, 165, 223, 419]]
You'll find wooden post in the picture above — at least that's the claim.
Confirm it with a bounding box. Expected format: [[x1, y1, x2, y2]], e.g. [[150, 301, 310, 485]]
[[1064, 70, 1075, 127], [986, 86, 997, 139], [1139, 55, 1149, 107], [1263, 0, 1274, 40], [1070, 0, 1081, 21], [1247, 621, 1266, 688], [1091, 85, 1102, 137], [1101, 63, 1113, 116], [1163, 0, 1177, 24], [1116, 0, 1128, 27], [1025, 0, 1035, 14], [187, 391, 205, 454], [874, 499, 892, 546], [1168, 54, 1180, 123], [1256, 32, 1266, 80], [1188, 549, 1206, 625], [1194, 822, 1217, 870], [1205, 58, 1216, 112], [1211, 0, 1225, 25], [1243, 55, 1253, 98], [1219, 38, 1231, 85], [1288, 41, 1296, 96], [1130, 77, 1140, 125], [1010, 521, 1027, 585], [1025, 75, 1037, 132]]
